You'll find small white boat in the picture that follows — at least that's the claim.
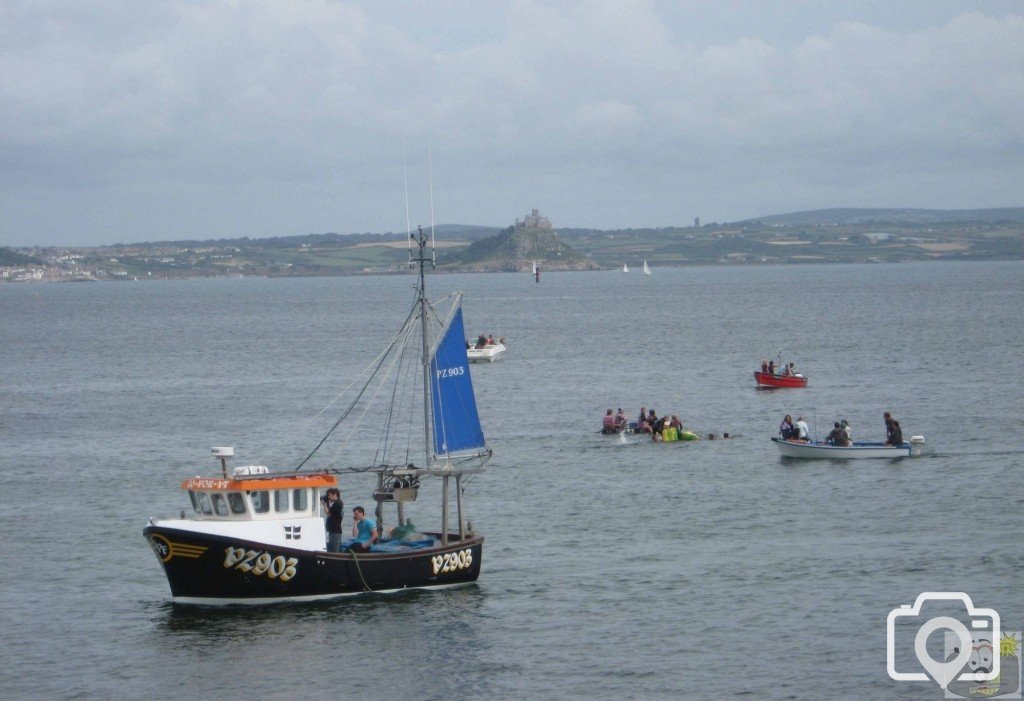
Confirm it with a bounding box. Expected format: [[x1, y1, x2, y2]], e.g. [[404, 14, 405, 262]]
[[772, 436, 925, 459], [467, 342, 507, 363], [622, 263, 629, 273], [643, 260, 651, 275]]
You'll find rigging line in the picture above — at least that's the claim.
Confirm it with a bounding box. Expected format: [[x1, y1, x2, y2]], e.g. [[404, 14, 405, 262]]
[[296, 308, 419, 469], [387, 319, 420, 469], [326, 315, 419, 468], [296, 288, 423, 468], [326, 312, 419, 468], [349, 550, 372, 592], [373, 316, 416, 467], [387, 284, 437, 467], [402, 355, 417, 466], [374, 328, 418, 469], [269, 309, 416, 465]]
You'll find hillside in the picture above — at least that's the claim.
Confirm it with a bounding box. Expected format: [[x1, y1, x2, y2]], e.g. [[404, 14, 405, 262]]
[[3, 207, 1021, 282], [0, 247, 44, 266], [741, 207, 1024, 226], [448, 226, 599, 272]]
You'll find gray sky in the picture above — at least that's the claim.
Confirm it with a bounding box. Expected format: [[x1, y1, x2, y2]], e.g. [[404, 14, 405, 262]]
[[2, 1, 1022, 247]]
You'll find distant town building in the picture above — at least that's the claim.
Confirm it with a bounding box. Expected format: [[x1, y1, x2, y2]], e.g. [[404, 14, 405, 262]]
[[514, 208, 552, 230], [695, 217, 700, 228]]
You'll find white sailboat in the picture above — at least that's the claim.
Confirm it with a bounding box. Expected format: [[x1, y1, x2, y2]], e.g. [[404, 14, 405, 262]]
[[622, 263, 629, 273], [643, 260, 651, 275]]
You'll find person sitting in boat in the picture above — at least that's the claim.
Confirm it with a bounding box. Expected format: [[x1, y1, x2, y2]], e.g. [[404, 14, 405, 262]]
[[825, 422, 851, 446], [768, 360, 776, 375], [885, 420, 904, 446], [476, 334, 487, 349], [636, 407, 652, 433], [840, 419, 851, 442], [613, 408, 627, 431], [347, 506, 379, 553], [601, 409, 617, 434], [761, 359, 769, 373], [487, 334, 495, 345], [498, 336, 506, 347], [651, 413, 669, 439], [794, 416, 810, 442], [787, 362, 798, 376], [884, 412, 895, 443], [779, 414, 795, 439]]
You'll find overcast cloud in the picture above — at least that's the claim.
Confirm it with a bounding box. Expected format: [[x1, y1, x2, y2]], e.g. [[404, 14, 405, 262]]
[[1, 1, 1022, 247]]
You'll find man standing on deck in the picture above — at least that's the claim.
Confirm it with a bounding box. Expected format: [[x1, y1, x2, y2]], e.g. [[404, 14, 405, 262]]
[[348, 506, 379, 553], [322, 488, 343, 552]]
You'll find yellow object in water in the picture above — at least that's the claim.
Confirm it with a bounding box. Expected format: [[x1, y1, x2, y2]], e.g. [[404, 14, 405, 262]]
[[679, 431, 698, 441], [662, 427, 678, 442]]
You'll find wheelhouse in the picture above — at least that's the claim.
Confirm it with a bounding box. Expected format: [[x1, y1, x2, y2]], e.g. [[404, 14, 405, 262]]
[[181, 469, 337, 521]]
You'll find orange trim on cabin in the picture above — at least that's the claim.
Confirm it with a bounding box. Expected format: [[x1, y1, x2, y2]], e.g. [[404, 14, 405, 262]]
[[181, 474, 337, 491]]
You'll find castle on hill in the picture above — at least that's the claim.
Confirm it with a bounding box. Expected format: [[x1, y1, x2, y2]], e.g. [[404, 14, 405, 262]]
[[513, 208, 552, 230]]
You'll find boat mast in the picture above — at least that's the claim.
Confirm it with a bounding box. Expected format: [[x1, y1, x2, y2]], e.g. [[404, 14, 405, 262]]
[[412, 224, 455, 545], [412, 225, 434, 467]]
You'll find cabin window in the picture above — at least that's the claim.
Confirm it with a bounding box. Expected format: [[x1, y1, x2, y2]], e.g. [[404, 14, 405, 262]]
[[227, 492, 246, 515], [292, 488, 308, 513], [211, 493, 228, 516], [197, 491, 212, 515], [188, 490, 200, 513], [250, 490, 270, 514], [274, 489, 289, 513]]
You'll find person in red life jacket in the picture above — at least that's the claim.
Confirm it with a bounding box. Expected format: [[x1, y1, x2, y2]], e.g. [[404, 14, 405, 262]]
[[601, 409, 616, 434], [613, 408, 627, 431]]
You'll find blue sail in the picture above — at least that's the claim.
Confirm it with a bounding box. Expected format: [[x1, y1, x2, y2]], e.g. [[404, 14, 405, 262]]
[[430, 305, 486, 458]]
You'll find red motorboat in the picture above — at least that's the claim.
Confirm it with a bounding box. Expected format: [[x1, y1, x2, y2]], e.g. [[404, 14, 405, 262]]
[[755, 370, 808, 388]]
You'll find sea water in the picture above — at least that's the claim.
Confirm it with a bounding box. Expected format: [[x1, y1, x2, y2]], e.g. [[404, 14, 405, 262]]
[[1, 261, 1021, 700]]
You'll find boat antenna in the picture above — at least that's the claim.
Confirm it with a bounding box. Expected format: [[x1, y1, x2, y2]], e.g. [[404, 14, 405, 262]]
[[404, 138, 413, 268], [428, 144, 436, 267]]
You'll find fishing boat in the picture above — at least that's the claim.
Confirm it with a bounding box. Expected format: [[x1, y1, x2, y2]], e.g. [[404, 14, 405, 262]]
[[771, 436, 925, 459], [643, 260, 651, 275], [755, 370, 808, 388], [143, 227, 490, 605], [467, 340, 507, 363], [622, 263, 629, 273]]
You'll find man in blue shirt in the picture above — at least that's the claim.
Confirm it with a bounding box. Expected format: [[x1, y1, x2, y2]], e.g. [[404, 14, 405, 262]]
[[347, 506, 378, 553]]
